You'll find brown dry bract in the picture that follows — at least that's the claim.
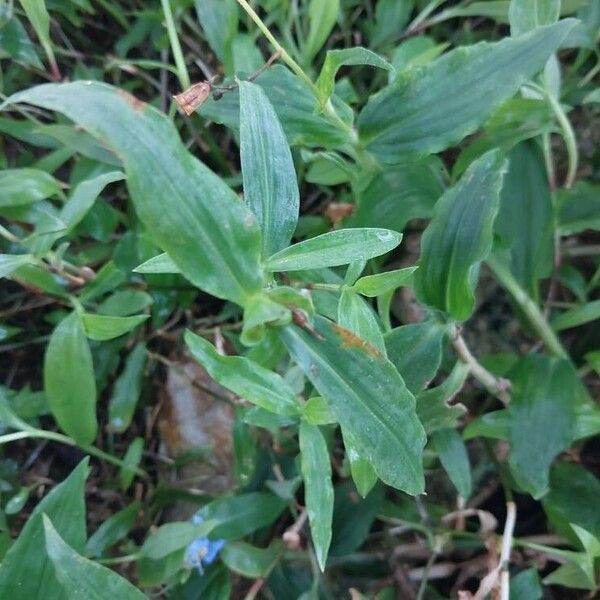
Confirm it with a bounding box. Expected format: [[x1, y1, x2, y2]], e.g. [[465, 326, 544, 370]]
[[116, 88, 146, 111], [332, 323, 382, 358], [173, 82, 211, 116]]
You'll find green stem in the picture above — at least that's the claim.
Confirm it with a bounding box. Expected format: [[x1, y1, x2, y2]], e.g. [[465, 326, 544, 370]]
[[236, 0, 314, 91], [0, 429, 148, 478], [160, 0, 190, 89], [487, 258, 568, 359], [544, 91, 578, 189]]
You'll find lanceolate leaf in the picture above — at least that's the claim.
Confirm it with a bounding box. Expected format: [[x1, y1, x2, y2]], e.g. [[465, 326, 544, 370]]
[[316, 48, 393, 107], [0, 459, 88, 598], [357, 20, 576, 162], [494, 141, 553, 300], [385, 321, 445, 393], [239, 80, 299, 257], [43, 516, 147, 600], [342, 429, 378, 498], [338, 288, 385, 353], [279, 315, 425, 493], [133, 252, 181, 274], [267, 228, 401, 272], [414, 150, 507, 320], [509, 0, 560, 37], [185, 330, 301, 416], [303, 0, 340, 63], [81, 313, 148, 341], [431, 428, 472, 499], [508, 356, 578, 498], [5, 82, 264, 305], [44, 312, 97, 445], [299, 421, 334, 571]]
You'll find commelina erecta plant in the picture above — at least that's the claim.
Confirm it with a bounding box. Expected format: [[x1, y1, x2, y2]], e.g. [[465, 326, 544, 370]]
[[0, 0, 599, 598]]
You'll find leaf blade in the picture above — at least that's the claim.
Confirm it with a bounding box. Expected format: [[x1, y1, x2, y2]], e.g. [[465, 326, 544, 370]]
[[357, 20, 577, 162], [239, 80, 299, 256], [299, 421, 334, 571], [279, 315, 425, 493]]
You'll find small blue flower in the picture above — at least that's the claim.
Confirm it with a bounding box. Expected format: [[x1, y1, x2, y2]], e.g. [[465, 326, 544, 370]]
[[185, 514, 225, 574]]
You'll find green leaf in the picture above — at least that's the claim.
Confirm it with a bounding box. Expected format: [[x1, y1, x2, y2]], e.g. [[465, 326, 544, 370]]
[[200, 65, 351, 149], [509, 0, 560, 36], [315, 48, 392, 107], [494, 141, 553, 300], [0, 458, 88, 598], [507, 356, 578, 498], [350, 159, 446, 233], [98, 290, 153, 317], [18, 0, 55, 69], [543, 561, 597, 590], [390, 37, 449, 73], [453, 98, 554, 179], [417, 362, 469, 434], [239, 80, 299, 257], [369, 0, 414, 48], [299, 421, 334, 571], [558, 181, 600, 234], [303, 396, 336, 425], [185, 330, 300, 416], [133, 252, 181, 274], [510, 568, 542, 600], [108, 343, 147, 433], [240, 294, 291, 347], [303, 0, 339, 63], [353, 267, 417, 297], [194, 0, 238, 70], [279, 315, 425, 493], [431, 428, 472, 499], [385, 321, 445, 393], [0, 14, 43, 68], [81, 313, 148, 341], [338, 288, 385, 353], [119, 436, 144, 492], [267, 228, 401, 272], [357, 20, 577, 162], [342, 429, 378, 498], [43, 516, 147, 599], [197, 492, 287, 540], [5, 82, 264, 305], [0, 168, 62, 207], [414, 150, 507, 320], [44, 312, 97, 445], [220, 541, 282, 578], [0, 254, 35, 279], [543, 463, 600, 543], [59, 171, 124, 235], [85, 502, 140, 558], [140, 521, 215, 560], [551, 300, 600, 331]]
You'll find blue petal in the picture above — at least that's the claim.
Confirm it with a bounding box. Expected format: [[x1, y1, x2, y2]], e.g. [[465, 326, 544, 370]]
[[202, 539, 225, 565]]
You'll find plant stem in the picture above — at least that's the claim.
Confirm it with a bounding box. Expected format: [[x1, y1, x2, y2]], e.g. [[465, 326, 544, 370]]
[[500, 501, 517, 600], [544, 91, 578, 189], [449, 324, 511, 405], [160, 0, 190, 89], [487, 258, 568, 359], [235, 0, 313, 91], [0, 429, 148, 477]]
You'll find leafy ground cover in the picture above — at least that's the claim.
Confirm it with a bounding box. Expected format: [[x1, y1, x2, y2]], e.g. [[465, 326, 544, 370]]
[[0, 0, 599, 598]]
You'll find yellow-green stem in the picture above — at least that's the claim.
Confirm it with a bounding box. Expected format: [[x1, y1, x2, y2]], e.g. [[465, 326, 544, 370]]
[[487, 258, 568, 359], [160, 0, 190, 89]]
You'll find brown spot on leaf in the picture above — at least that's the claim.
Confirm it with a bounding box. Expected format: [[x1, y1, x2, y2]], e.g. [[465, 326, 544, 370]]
[[173, 82, 212, 116], [332, 324, 382, 358], [116, 88, 147, 111]]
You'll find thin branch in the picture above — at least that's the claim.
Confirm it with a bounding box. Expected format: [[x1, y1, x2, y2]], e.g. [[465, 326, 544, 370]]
[[500, 501, 517, 600], [449, 325, 511, 405]]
